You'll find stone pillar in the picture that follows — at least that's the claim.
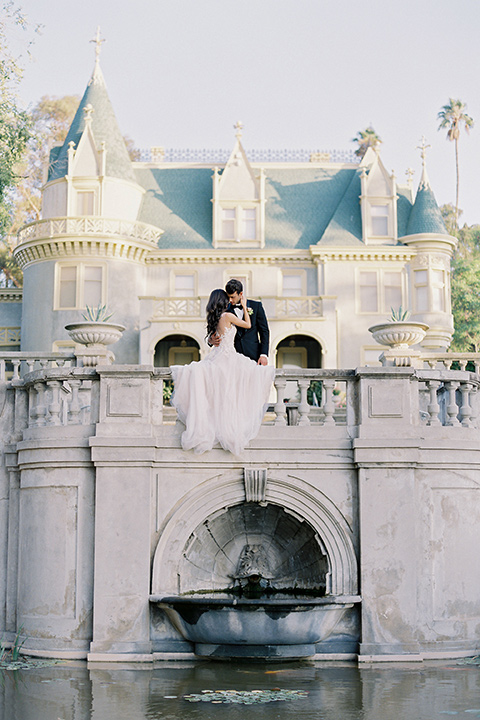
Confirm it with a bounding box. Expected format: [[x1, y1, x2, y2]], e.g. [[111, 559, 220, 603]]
[[354, 367, 422, 660], [15, 426, 95, 657], [89, 366, 155, 659]]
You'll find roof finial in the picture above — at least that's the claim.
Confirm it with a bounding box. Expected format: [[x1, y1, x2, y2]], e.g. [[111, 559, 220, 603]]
[[90, 26, 106, 66], [234, 120, 244, 140], [416, 136, 432, 190], [417, 135, 431, 167]]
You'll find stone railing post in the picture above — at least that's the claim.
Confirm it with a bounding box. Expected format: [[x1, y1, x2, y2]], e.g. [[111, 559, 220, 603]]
[[322, 379, 336, 425], [273, 374, 287, 425], [426, 379, 441, 426], [297, 378, 311, 426], [459, 381, 473, 428], [445, 381, 460, 426]]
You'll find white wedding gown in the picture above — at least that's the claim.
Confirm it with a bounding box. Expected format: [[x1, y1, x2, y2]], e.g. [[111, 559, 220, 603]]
[[171, 324, 275, 455]]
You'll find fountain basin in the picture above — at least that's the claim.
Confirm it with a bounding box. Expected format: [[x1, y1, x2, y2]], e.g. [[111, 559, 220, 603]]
[[151, 594, 361, 658]]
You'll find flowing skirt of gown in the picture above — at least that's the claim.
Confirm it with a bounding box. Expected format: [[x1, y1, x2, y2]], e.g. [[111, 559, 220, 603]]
[[171, 325, 275, 455]]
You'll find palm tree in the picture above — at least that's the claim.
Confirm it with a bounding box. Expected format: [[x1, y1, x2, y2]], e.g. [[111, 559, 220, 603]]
[[352, 126, 382, 160], [437, 99, 474, 231]]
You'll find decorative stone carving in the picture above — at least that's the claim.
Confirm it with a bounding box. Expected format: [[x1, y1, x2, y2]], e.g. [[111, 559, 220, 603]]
[[244, 467, 268, 503]]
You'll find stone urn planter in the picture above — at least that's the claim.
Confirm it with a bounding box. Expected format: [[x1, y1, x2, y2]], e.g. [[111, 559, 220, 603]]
[[65, 321, 125, 366], [368, 321, 429, 349], [368, 321, 429, 367]]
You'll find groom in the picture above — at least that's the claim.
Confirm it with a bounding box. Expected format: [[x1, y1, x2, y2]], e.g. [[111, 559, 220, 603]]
[[211, 279, 270, 365]]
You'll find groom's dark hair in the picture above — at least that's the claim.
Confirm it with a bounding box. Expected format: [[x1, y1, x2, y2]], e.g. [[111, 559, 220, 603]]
[[225, 278, 243, 294]]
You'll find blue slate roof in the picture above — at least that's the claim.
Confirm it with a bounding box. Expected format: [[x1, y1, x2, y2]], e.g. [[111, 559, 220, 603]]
[[135, 165, 372, 249], [51, 66, 446, 248], [405, 182, 447, 236], [48, 64, 136, 184]]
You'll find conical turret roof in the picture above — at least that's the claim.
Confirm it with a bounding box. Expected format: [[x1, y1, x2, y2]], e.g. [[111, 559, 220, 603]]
[[48, 62, 136, 183], [405, 154, 447, 236]]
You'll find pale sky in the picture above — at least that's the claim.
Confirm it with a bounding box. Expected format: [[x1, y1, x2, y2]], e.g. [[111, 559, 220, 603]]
[[13, 0, 480, 225]]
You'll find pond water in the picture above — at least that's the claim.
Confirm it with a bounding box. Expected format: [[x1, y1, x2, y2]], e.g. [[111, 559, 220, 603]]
[[1, 658, 480, 720]]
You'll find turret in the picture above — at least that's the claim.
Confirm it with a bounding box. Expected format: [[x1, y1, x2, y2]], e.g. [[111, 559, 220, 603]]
[[401, 138, 456, 349], [14, 30, 162, 361]]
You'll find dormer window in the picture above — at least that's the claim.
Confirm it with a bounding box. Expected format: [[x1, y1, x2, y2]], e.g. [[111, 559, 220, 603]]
[[360, 152, 397, 244], [219, 206, 258, 243], [370, 205, 389, 236], [242, 208, 256, 239], [212, 126, 265, 248]]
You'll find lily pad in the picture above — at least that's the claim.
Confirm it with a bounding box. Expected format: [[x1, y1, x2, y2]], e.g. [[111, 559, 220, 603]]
[[184, 689, 309, 705]]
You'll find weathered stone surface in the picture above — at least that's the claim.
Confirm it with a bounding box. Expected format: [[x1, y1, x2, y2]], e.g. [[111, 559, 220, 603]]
[[0, 365, 479, 661]]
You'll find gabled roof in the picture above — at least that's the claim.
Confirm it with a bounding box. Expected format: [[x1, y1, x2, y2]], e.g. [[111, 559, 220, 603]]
[[48, 63, 136, 184]]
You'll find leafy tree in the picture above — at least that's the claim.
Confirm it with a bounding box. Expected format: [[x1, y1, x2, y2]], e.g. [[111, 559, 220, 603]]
[[0, 2, 38, 236], [8, 94, 80, 236], [10, 96, 141, 236], [450, 253, 480, 352], [440, 202, 461, 237], [0, 240, 22, 286], [443, 208, 480, 351], [437, 99, 474, 230], [352, 126, 382, 160]]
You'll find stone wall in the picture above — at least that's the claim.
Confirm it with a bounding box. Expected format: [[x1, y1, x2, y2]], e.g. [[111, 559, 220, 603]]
[[0, 364, 479, 661]]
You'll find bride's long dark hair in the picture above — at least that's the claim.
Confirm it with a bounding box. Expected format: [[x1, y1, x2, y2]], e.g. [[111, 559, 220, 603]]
[[206, 288, 229, 337]]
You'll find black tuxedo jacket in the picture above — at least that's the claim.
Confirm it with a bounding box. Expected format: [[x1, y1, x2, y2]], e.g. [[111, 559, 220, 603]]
[[228, 299, 270, 362]]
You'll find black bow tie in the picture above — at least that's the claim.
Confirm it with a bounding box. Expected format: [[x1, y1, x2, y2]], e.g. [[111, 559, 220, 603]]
[[233, 304, 243, 309]]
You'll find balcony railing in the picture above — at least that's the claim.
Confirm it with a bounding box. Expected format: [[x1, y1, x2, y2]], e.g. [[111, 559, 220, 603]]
[[145, 296, 324, 320], [16, 217, 162, 247]]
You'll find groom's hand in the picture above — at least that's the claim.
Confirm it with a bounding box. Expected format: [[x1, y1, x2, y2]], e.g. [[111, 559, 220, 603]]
[[257, 356, 268, 366], [210, 332, 221, 347]]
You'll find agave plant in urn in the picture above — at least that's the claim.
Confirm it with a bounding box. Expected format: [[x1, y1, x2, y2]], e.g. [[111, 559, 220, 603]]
[[65, 305, 125, 366], [368, 307, 429, 367]]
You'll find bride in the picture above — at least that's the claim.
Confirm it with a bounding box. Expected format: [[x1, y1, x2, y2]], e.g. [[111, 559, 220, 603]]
[[171, 289, 275, 455]]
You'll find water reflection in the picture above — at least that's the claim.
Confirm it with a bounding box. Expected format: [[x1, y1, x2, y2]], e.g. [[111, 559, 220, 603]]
[[1, 659, 480, 720]]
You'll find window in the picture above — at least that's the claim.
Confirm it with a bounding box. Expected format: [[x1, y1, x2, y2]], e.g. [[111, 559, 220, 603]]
[[383, 271, 402, 310], [174, 274, 195, 297], [358, 269, 404, 314], [370, 205, 389, 236], [84, 266, 102, 306], [282, 274, 303, 297], [77, 191, 94, 216], [220, 207, 257, 242], [414, 268, 446, 313], [56, 263, 105, 310], [414, 270, 428, 312], [59, 266, 77, 308], [431, 269, 445, 312], [359, 271, 378, 313], [242, 208, 256, 240], [221, 209, 235, 240]]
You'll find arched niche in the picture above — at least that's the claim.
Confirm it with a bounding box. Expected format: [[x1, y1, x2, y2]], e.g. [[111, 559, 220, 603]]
[[275, 334, 323, 369], [153, 333, 200, 367], [151, 470, 358, 597]]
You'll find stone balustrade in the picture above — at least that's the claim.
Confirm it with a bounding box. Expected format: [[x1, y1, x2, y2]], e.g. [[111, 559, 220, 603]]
[[0, 351, 76, 382], [4, 364, 479, 434], [19, 367, 98, 428], [420, 351, 480, 373]]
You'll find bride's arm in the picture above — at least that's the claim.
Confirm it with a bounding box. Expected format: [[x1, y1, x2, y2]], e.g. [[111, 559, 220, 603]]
[[227, 297, 251, 329]]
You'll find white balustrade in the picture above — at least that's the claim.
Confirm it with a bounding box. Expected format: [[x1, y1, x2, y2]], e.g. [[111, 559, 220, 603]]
[[0, 352, 76, 382], [5, 364, 480, 435]]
